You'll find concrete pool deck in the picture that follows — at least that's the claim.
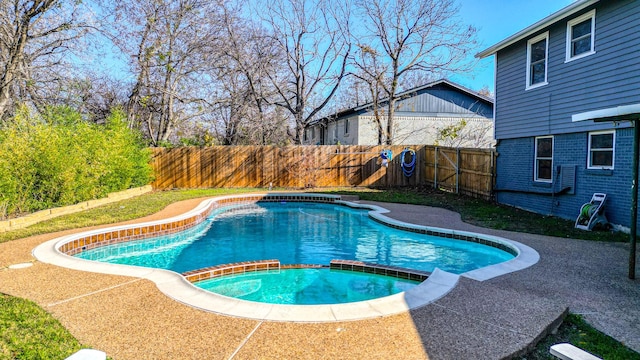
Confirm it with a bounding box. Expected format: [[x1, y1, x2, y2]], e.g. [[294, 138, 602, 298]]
[[1, 197, 639, 359]]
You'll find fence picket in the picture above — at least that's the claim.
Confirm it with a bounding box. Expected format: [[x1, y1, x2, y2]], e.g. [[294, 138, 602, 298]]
[[150, 145, 495, 199]]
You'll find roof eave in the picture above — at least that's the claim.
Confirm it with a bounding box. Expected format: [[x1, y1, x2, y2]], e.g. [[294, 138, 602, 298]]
[[315, 79, 493, 124], [572, 103, 640, 123], [354, 79, 493, 110], [476, 0, 600, 59]]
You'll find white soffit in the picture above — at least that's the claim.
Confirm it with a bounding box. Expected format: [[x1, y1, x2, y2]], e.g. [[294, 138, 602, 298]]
[[572, 104, 640, 122]]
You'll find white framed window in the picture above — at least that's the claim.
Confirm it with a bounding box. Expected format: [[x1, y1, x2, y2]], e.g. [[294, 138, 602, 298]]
[[311, 127, 315, 139], [344, 119, 350, 135], [535, 136, 554, 182], [588, 130, 614, 169], [334, 124, 338, 138], [526, 32, 549, 90], [566, 10, 596, 62], [304, 129, 309, 142]]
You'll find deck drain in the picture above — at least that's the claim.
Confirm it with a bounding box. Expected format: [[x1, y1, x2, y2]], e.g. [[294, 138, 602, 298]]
[[8, 262, 33, 269]]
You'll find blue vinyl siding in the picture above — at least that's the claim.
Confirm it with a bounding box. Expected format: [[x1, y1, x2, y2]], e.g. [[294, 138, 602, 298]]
[[494, 0, 640, 140], [496, 128, 636, 229]]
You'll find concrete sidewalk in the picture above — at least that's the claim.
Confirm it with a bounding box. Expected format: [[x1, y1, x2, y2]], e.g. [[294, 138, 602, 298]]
[[0, 198, 638, 359]]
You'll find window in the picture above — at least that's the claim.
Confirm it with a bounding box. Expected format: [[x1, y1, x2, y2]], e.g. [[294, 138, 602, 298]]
[[566, 10, 596, 61], [344, 119, 350, 135], [535, 136, 553, 182], [526, 32, 549, 89], [588, 131, 614, 169], [311, 127, 315, 139]]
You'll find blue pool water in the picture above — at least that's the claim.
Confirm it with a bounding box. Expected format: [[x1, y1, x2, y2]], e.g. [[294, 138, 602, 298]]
[[76, 202, 515, 304], [197, 268, 418, 305]]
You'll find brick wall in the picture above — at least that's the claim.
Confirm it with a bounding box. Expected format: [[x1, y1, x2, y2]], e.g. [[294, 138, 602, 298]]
[[496, 128, 635, 229]]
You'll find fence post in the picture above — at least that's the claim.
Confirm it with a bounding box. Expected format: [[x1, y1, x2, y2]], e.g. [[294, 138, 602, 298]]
[[434, 147, 438, 189], [456, 148, 460, 194], [490, 150, 495, 199]]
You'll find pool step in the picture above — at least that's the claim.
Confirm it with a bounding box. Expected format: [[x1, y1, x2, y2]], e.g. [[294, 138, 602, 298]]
[[183, 260, 281, 283], [183, 260, 430, 284], [330, 260, 429, 282]]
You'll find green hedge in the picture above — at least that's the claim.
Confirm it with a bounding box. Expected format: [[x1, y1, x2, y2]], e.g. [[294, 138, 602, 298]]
[[0, 106, 153, 217]]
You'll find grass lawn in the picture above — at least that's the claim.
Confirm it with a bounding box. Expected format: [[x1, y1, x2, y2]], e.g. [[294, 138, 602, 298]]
[[0, 186, 637, 359], [522, 314, 640, 360], [0, 188, 261, 244], [0, 294, 82, 359]]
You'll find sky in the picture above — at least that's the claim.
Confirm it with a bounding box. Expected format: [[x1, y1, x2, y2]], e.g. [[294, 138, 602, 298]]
[[450, 0, 577, 94], [87, 1, 578, 100]]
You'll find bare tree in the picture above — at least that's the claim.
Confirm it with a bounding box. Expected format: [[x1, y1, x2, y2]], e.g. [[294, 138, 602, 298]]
[[210, 1, 288, 145], [257, 0, 352, 144], [58, 74, 128, 123], [350, 44, 387, 144], [353, 0, 477, 145], [332, 75, 370, 111], [0, 0, 89, 119], [103, 0, 224, 145], [477, 85, 494, 98]]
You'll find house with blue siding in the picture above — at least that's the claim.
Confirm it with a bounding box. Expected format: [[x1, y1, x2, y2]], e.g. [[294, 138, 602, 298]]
[[304, 79, 494, 148], [477, 0, 640, 231]]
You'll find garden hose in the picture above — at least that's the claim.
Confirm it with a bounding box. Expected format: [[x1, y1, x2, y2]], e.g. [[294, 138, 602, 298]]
[[401, 148, 416, 177], [580, 203, 597, 219]]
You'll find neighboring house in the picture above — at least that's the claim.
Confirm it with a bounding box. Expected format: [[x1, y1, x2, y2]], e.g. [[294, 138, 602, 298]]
[[477, 0, 640, 230], [303, 79, 494, 147]]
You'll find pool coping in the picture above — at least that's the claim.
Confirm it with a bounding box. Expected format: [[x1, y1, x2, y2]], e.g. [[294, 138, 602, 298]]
[[32, 193, 539, 323]]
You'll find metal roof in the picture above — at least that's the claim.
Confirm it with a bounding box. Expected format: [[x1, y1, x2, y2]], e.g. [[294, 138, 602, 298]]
[[312, 79, 494, 125]]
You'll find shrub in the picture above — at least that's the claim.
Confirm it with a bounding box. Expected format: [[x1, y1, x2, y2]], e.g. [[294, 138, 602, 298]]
[[0, 105, 153, 217]]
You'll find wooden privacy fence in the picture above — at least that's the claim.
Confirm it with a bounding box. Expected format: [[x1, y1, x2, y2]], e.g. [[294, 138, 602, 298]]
[[425, 147, 496, 198], [151, 145, 496, 198]]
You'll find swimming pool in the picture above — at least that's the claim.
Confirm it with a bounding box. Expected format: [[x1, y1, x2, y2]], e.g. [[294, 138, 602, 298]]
[[75, 202, 514, 273], [33, 193, 539, 322], [74, 202, 514, 304]]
